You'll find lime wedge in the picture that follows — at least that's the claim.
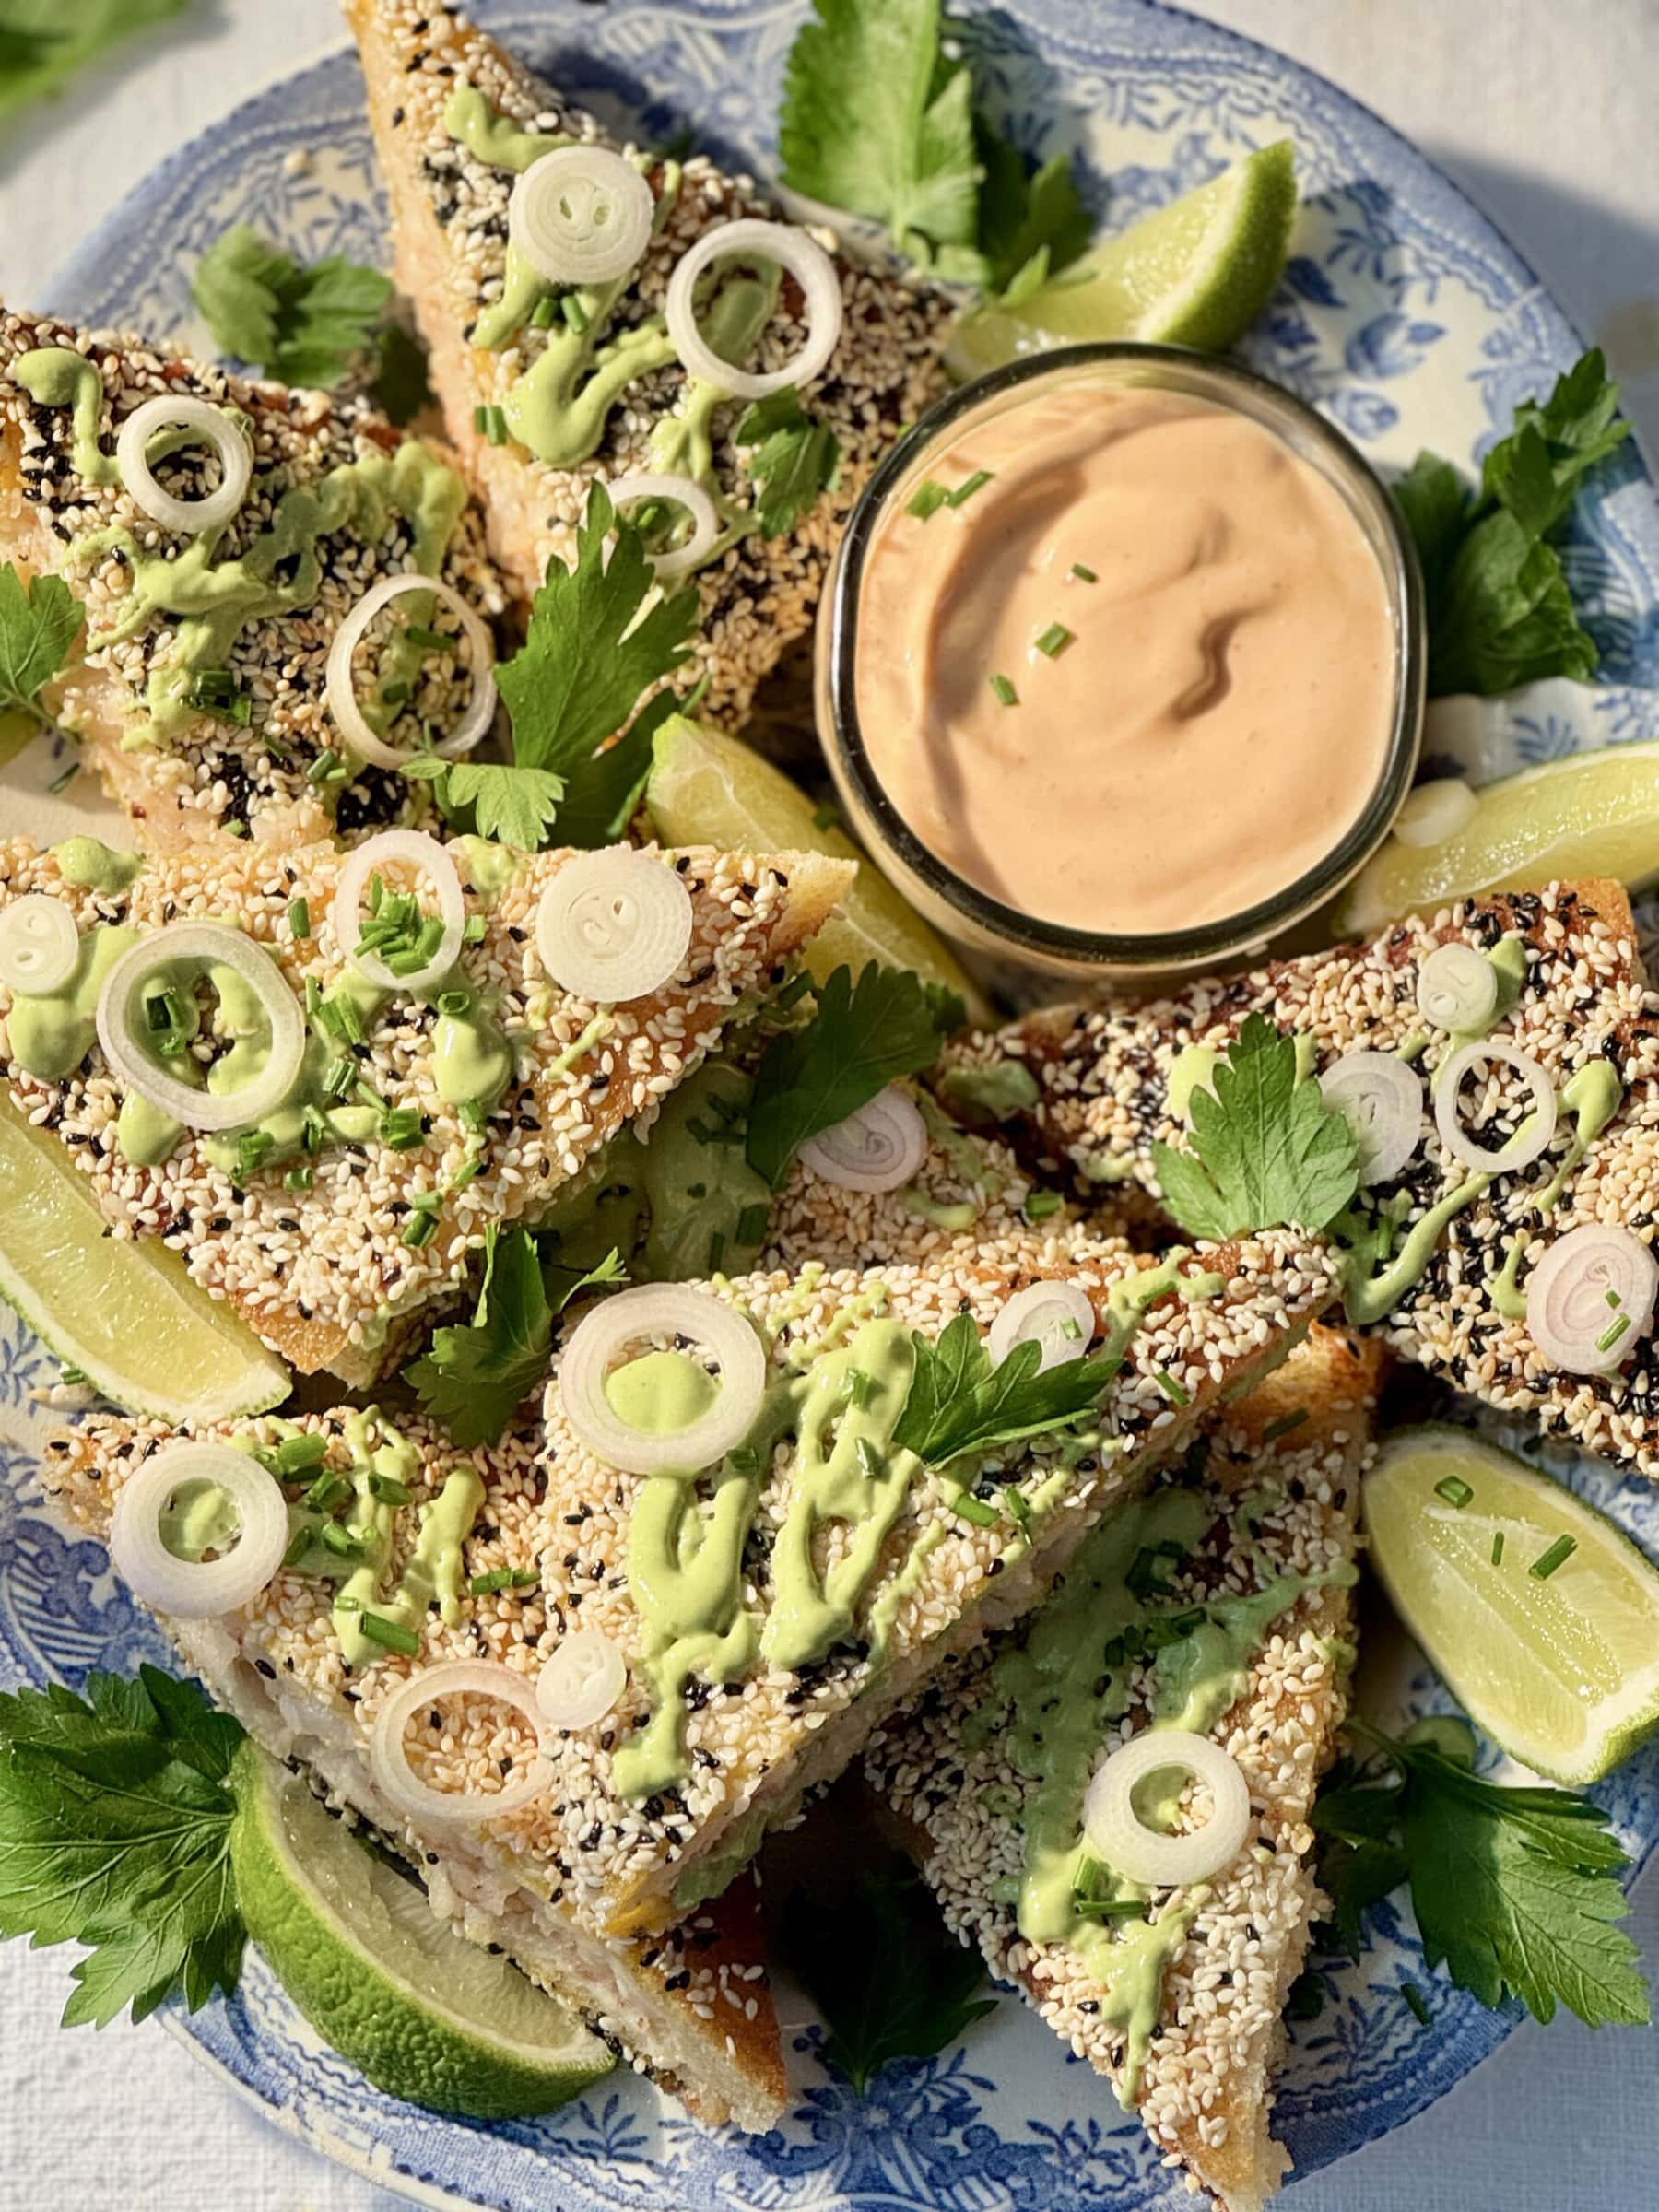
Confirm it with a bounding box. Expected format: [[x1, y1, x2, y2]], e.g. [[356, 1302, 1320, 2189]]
[[1365, 1426, 1659, 1783], [948, 140, 1297, 379], [230, 1742, 612, 2116], [644, 712, 991, 1020], [0, 1088, 288, 1423], [1339, 740, 1659, 935]]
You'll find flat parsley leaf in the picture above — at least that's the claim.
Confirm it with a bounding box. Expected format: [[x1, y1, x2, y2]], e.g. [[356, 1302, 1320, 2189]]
[[974, 120, 1093, 300], [193, 225, 394, 390], [1311, 1726, 1649, 2030], [0, 1666, 246, 2027], [894, 1309, 1121, 1468], [413, 759, 567, 852], [1152, 1014, 1358, 1241], [493, 486, 699, 847], [782, 1868, 996, 2090], [745, 961, 957, 1188], [1395, 348, 1630, 697], [406, 1226, 625, 1447], [0, 561, 82, 722], [0, 0, 189, 132], [736, 389, 841, 537], [371, 320, 435, 428]]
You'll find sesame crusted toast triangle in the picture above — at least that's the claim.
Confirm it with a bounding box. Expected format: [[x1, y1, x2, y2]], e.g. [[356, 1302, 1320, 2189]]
[[343, 0, 950, 725], [0, 831, 853, 1384], [44, 1407, 790, 2131], [943, 879, 1659, 1477], [0, 303, 503, 854], [532, 1235, 1339, 1939], [864, 1324, 1384, 2212]]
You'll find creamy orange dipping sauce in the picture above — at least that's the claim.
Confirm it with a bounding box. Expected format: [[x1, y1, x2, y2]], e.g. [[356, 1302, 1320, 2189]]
[[853, 382, 1397, 935]]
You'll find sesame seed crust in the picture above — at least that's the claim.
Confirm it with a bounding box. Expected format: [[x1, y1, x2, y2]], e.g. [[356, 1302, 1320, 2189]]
[[947, 878, 1659, 1476], [347, 0, 952, 729], [0, 305, 504, 855], [0, 833, 853, 1377], [865, 1325, 1383, 2212]]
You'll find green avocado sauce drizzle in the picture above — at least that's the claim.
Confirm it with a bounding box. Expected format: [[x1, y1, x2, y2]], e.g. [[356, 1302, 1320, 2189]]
[[963, 1486, 1351, 2102], [15, 347, 465, 747], [312, 1410, 484, 1666]]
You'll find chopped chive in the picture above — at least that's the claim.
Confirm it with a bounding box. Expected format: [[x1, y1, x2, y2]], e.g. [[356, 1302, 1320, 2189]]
[[306, 747, 341, 785], [379, 1107, 425, 1152], [989, 672, 1018, 707], [507, 1568, 541, 1589], [276, 1434, 327, 1475], [324, 1056, 356, 1101], [305, 1471, 350, 1513], [1260, 1408, 1309, 1446], [406, 625, 456, 654], [236, 1129, 275, 1180], [1491, 1531, 1505, 1566], [1001, 1484, 1032, 1536], [1433, 1475, 1474, 1508], [1529, 1534, 1576, 1581], [370, 1473, 413, 1505], [381, 680, 410, 708], [1596, 1313, 1631, 1352], [905, 479, 948, 521], [1035, 621, 1074, 659], [1401, 1981, 1432, 2029], [324, 991, 366, 1046], [146, 989, 181, 1033], [288, 896, 311, 939], [402, 1210, 439, 1249], [945, 468, 993, 508], [561, 294, 590, 333], [444, 1157, 482, 1194], [48, 760, 80, 794], [1069, 561, 1098, 583], [810, 804, 841, 831], [530, 294, 559, 330], [301, 1103, 326, 1154], [283, 1166, 313, 1192], [486, 405, 508, 445], [457, 1097, 488, 1133], [728, 1447, 760, 1477], [1606, 1288, 1624, 1308], [707, 1230, 725, 1273], [1153, 1369, 1190, 1406], [359, 1610, 420, 1656], [436, 989, 470, 1016], [464, 912, 487, 942], [735, 1202, 770, 1246], [1074, 1894, 1148, 1922], [951, 1489, 999, 1527], [282, 1526, 314, 1571], [841, 1368, 872, 1408], [319, 1519, 361, 1559], [469, 1568, 512, 1596], [1057, 1317, 1083, 1342]]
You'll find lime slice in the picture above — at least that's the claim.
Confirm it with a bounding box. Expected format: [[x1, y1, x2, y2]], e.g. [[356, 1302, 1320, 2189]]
[[1365, 1426, 1659, 1783], [948, 140, 1297, 378], [230, 1742, 612, 2117], [644, 712, 991, 1021], [1339, 740, 1659, 935], [0, 1088, 288, 1422]]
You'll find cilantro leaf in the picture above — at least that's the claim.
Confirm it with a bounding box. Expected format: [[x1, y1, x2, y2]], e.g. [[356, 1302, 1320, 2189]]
[[0, 561, 82, 723], [193, 225, 393, 390], [418, 759, 567, 851], [0, 1666, 245, 2027], [1152, 1014, 1358, 1241], [1310, 1726, 1649, 2030], [495, 487, 699, 848], [894, 1310, 1121, 1469], [406, 1226, 624, 1447], [745, 961, 956, 1188], [782, 1868, 996, 2090], [974, 119, 1092, 300], [1395, 348, 1629, 698], [0, 0, 189, 132], [736, 389, 841, 537], [371, 320, 434, 428], [779, 0, 983, 272]]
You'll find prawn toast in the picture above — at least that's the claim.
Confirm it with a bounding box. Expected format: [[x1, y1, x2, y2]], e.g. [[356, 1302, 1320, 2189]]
[[865, 1324, 1383, 2212], [0, 305, 501, 853], [948, 879, 1659, 1475], [0, 830, 851, 1384], [45, 1408, 789, 2132], [345, 0, 949, 724]]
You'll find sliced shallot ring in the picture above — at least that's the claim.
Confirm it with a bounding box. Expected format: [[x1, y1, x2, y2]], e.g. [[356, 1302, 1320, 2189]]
[[325, 573, 497, 771], [559, 1284, 766, 1475], [537, 1629, 628, 1730], [988, 1280, 1097, 1373], [1417, 940, 1499, 1032], [0, 894, 79, 993], [110, 1443, 289, 1618], [1082, 1728, 1252, 1888], [509, 146, 655, 287], [665, 218, 843, 401], [606, 470, 721, 578], [535, 848, 693, 1004], [331, 830, 465, 997], [115, 394, 253, 536], [1319, 1052, 1423, 1185], [798, 1085, 927, 1193], [1525, 1223, 1659, 1375], [1392, 778, 1477, 849], [1434, 1039, 1557, 1175], [95, 922, 306, 1133], [370, 1661, 552, 1825]]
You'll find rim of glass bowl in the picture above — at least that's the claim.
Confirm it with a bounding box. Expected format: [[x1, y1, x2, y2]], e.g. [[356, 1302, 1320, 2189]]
[[818, 340, 1426, 977]]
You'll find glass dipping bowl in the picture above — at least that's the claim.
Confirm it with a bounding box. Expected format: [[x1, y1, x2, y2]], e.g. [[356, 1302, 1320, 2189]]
[[815, 342, 1425, 982]]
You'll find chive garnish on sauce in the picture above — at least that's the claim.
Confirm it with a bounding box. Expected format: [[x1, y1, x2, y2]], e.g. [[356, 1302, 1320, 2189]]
[[989, 672, 1018, 707], [1069, 561, 1098, 583], [945, 468, 993, 508], [1035, 621, 1074, 659], [906, 479, 948, 521]]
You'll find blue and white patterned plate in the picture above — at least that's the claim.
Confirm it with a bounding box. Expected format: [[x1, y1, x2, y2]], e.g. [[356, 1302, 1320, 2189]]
[[6, 2, 1659, 2206]]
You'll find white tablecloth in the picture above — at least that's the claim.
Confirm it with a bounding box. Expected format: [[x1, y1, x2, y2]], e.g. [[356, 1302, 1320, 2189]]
[[2, 4, 1658, 2206]]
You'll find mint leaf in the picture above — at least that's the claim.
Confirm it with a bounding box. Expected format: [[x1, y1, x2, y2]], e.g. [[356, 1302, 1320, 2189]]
[[0, 562, 81, 722], [893, 1310, 1121, 1469], [736, 389, 841, 537], [745, 962, 955, 1188], [0, 0, 189, 132], [193, 226, 394, 390]]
